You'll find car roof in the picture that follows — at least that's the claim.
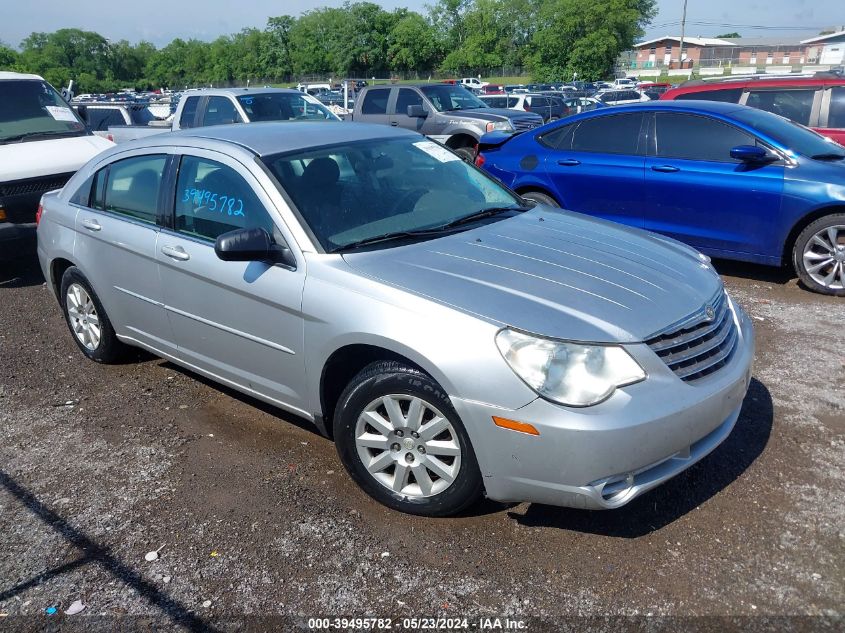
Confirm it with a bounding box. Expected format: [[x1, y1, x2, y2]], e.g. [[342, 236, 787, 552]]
[[570, 99, 747, 120], [0, 71, 44, 81], [664, 76, 845, 98], [179, 87, 303, 97], [123, 121, 418, 157]]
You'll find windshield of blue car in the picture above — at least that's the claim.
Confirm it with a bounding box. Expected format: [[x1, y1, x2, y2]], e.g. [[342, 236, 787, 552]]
[[731, 108, 845, 159], [236, 93, 338, 122], [263, 136, 522, 252], [0, 79, 86, 143], [419, 85, 488, 112]]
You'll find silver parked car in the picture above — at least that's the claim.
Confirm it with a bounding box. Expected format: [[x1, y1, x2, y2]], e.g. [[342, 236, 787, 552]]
[[37, 122, 755, 516]]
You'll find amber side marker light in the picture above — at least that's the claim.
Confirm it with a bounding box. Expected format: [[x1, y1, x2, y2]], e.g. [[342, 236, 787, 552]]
[[492, 416, 540, 436]]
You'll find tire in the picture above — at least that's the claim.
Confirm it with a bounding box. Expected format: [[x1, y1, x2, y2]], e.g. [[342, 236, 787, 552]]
[[60, 266, 127, 362], [521, 191, 560, 208], [792, 214, 845, 296], [452, 146, 476, 163], [333, 361, 484, 516]]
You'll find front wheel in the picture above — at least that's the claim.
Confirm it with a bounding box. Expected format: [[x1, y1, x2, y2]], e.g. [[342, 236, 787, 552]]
[[520, 191, 560, 208], [452, 146, 476, 163], [793, 214, 845, 296], [334, 361, 483, 516]]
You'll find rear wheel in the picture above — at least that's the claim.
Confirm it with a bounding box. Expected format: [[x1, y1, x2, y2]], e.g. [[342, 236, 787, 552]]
[[60, 267, 127, 362], [334, 361, 483, 516], [520, 191, 560, 208], [793, 214, 845, 296]]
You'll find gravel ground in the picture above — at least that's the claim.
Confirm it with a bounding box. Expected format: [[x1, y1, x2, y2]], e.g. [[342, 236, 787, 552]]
[[0, 255, 843, 632]]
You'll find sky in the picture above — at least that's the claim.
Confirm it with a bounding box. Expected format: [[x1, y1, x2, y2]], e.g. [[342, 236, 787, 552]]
[[2, 0, 843, 48]]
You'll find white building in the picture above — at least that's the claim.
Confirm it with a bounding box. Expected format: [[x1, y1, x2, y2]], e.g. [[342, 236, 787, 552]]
[[801, 30, 845, 66]]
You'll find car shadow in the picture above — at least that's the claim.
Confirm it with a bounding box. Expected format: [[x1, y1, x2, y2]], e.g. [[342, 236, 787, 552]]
[[507, 378, 773, 537], [0, 470, 220, 631], [158, 360, 328, 439], [713, 258, 794, 285], [0, 255, 45, 288]]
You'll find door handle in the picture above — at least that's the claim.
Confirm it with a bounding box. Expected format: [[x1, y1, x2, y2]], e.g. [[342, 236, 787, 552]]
[[390, 121, 398, 126], [651, 165, 680, 173], [161, 245, 190, 261], [81, 218, 102, 231], [557, 159, 581, 166]]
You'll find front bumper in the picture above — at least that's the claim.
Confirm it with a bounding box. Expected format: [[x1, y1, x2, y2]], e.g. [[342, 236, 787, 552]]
[[451, 300, 755, 510]]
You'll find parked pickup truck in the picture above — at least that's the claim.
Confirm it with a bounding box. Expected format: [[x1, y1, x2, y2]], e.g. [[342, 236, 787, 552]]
[[74, 102, 171, 142], [0, 72, 113, 258], [89, 88, 340, 143], [348, 83, 543, 161]]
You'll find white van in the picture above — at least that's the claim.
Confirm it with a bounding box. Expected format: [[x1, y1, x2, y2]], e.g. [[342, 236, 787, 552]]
[[0, 72, 113, 258]]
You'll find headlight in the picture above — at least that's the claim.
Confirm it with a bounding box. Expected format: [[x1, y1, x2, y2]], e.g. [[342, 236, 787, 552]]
[[486, 120, 514, 133], [495, 329, 646, 407]]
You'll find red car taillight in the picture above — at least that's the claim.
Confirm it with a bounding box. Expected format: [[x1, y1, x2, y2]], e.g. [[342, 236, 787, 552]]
[[475, 153, 486, 168], [35, 203, 44, 226]]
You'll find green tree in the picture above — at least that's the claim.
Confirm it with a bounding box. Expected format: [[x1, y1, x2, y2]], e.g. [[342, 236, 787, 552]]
[[389, 12, 440, 73], [530, 0, 657, 81], [0, 43, 19, 69], [715, 32, 741, 38]]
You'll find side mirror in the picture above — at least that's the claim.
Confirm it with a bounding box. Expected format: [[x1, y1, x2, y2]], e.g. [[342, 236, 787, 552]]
[[76, 105, 88, 122], [214, 227, 296, 267], [730, 144, 773, 163], [407, 104, 428, 118]]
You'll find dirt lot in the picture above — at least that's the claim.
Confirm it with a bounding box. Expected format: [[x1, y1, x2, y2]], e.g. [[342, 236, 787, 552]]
[[1, 255, 843, 632]]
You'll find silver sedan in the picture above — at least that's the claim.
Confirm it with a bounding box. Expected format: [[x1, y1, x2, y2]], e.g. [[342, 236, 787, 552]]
[[37, 122, 754, 516]]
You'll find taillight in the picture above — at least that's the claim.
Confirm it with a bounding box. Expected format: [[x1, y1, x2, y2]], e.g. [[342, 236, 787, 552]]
[[106, 133, 114, 142], [35, 203, 44, 226], [475, 153, 486, 168]]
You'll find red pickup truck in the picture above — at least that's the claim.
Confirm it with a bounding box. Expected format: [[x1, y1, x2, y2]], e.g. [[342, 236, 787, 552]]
[[660, 76, 845, 145]]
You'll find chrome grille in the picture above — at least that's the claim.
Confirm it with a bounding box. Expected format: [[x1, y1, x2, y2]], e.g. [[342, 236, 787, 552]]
[[646, 291, 738, 382], [512, 118, 541, 132]]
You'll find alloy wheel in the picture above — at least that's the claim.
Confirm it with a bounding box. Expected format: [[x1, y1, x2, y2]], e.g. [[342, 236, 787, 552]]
[[802, 225, 845, 291], [354, 394, 462, 498], [66, 283, 101, 350]]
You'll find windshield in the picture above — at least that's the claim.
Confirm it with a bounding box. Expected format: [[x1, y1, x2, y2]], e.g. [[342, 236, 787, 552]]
[[731, 108, 844, 159], [0, 79, 86, 143], [263, 136, 522, 251], [419, 85, 488, 112], [236, 93, 339, 122]]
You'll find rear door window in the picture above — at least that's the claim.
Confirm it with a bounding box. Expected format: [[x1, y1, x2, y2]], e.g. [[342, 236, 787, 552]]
[[175, 156, 276, 241], [103, 154, 167, 224], [654, 113, 754, 162], [537, 124, 575, 150], [829, 87, 845, 128], [675, 88, 743, 103], [570, 113, 643, 154], [179, 96, 200, 128], [361, 89, 390, 115], [745, 89, 816, 126]]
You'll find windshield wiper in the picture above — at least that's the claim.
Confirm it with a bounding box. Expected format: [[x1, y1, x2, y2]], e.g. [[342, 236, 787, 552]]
[[811, 152, 845, 161], [332, 229, 444, 253], [0, 130, 83, 144], [332, 206, 528, 253], [431, 205, 530, 231]]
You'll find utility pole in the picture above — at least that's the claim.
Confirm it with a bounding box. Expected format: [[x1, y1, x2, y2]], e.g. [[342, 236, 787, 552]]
[[678, 0, 688, 68]]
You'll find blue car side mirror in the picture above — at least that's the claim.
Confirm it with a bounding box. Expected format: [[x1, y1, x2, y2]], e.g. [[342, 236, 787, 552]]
[[730, 145, 772, 163]]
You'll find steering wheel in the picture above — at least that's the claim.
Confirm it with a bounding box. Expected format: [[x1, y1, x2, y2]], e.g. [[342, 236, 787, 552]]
[[389, 188, 427, 216]]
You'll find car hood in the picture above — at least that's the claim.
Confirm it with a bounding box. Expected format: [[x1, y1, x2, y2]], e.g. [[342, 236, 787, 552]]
[[342, 208, 723, 343], [0, 134, 114, 180]]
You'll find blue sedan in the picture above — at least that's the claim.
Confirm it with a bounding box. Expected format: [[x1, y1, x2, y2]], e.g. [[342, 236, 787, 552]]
[[476, 101, 845, 295]]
